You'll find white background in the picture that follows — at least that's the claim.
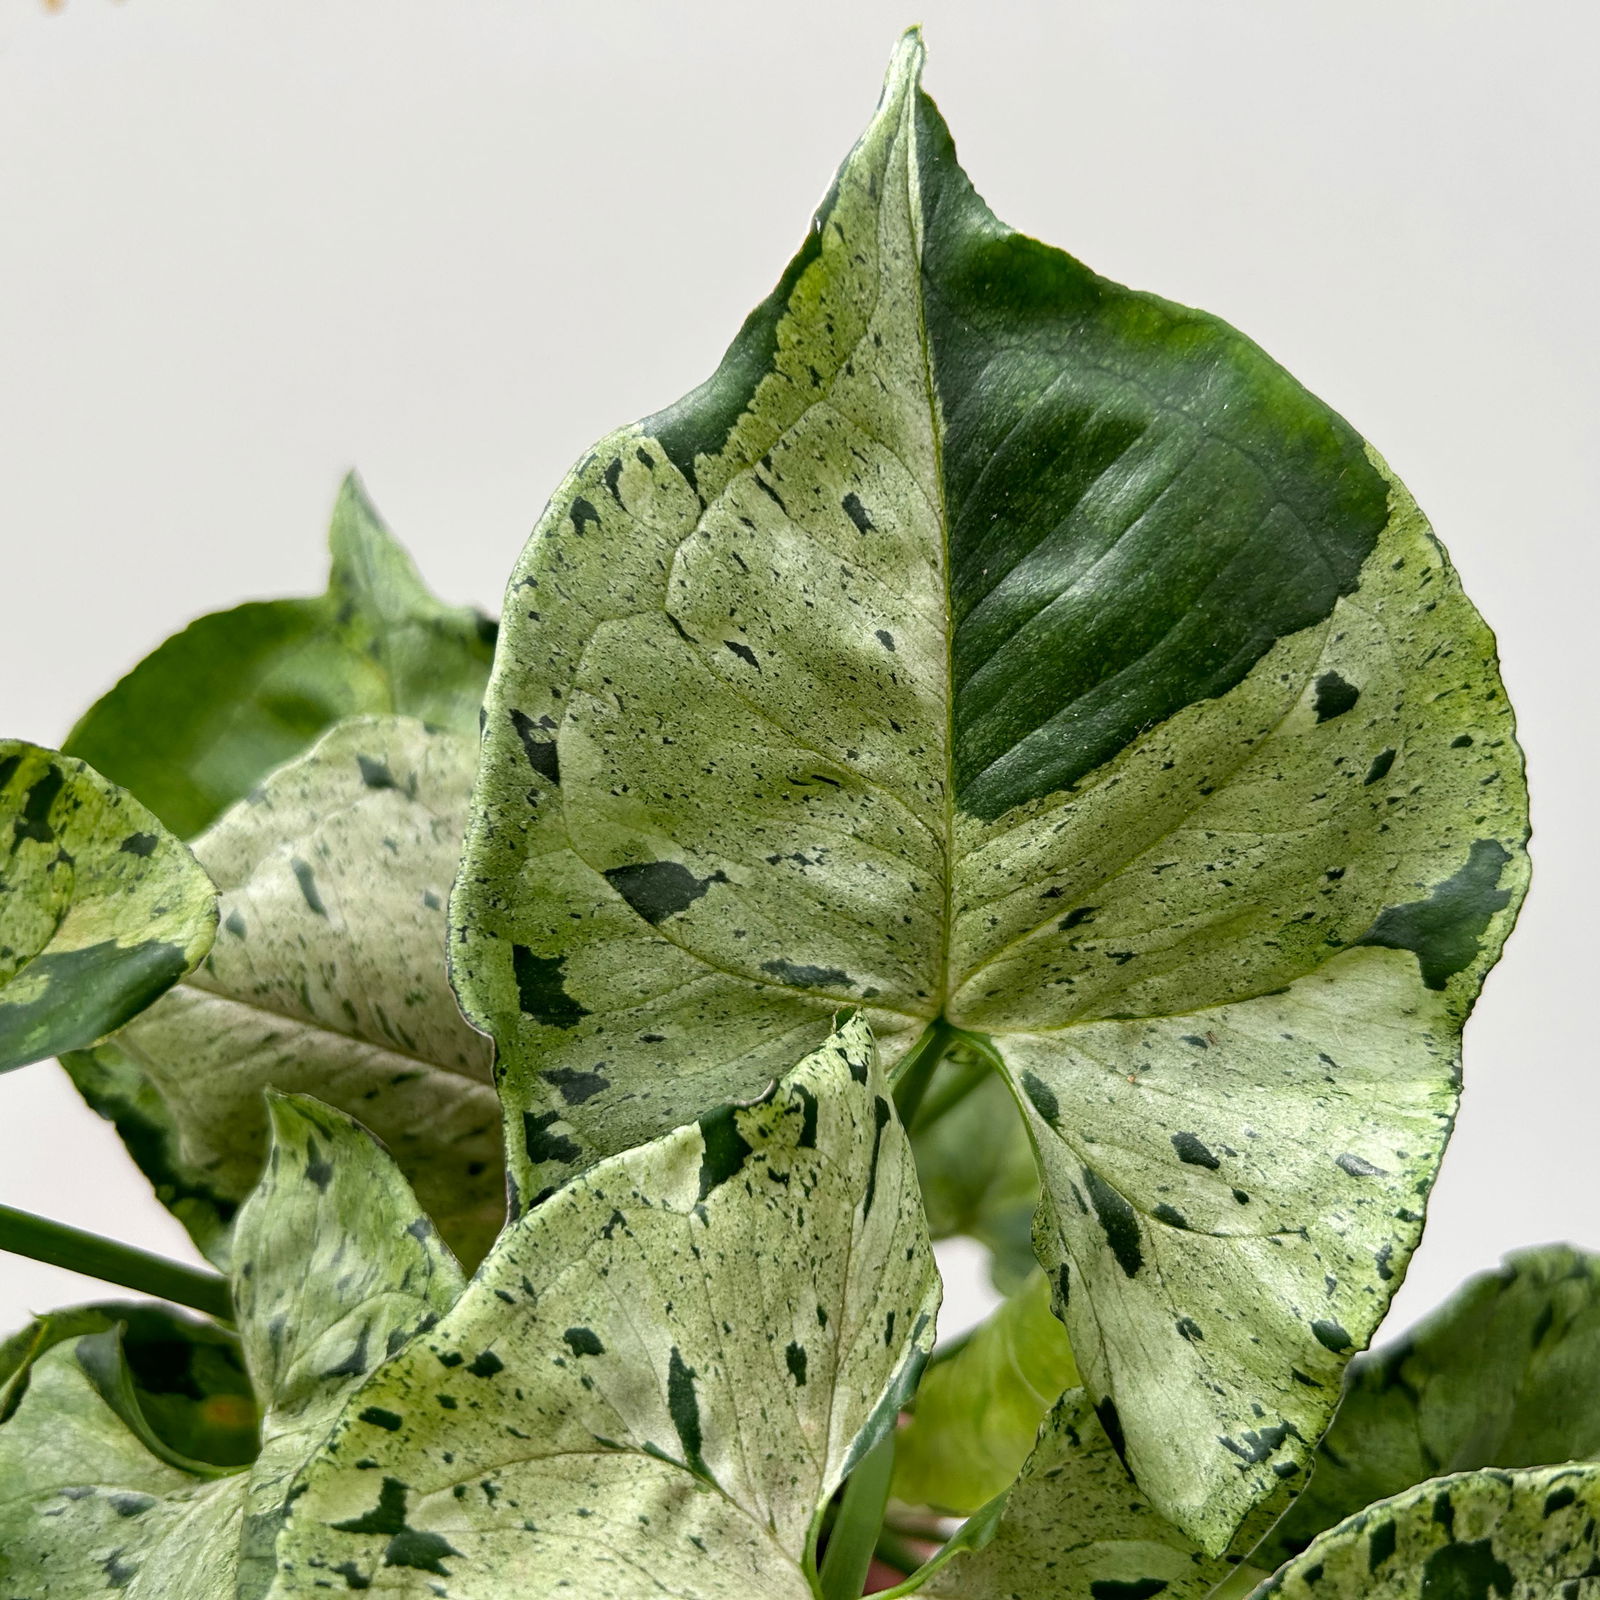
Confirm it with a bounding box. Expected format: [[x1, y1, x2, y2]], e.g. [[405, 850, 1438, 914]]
[[1, 0, 1595, 1345]]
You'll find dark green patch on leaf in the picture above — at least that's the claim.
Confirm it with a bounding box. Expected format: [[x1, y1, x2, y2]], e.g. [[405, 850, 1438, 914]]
[[1357, 839, 1513, 991]]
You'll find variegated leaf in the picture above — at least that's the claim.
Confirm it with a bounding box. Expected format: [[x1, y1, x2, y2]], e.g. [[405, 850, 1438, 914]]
[[920, 1387, 1236, 1600], [266, 1015, 939, 1597], [450, 32, 1527, 1548], [64, 472, 495, 841], [0, 1312, 248, 1598], [231, 1093, 466, 1596], [0, 1303, 256, 1474], [59, 477, 492, 1263], [59, 1038, 240, 1267], [1258, 1463, 1600, 1599], [0, 1088, 463, 1597], [0, 742, 215, 1073], [102, 715, 501, 1267], [1254, 1245, 1600, 1570]]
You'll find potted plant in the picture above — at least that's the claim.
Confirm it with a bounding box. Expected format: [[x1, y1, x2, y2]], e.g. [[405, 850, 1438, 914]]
[[4, 31, 1580, 1600]]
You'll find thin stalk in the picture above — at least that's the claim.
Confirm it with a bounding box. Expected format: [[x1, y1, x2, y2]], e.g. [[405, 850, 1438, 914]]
[[0, 1204, 231, 1321], [818, 1428, 896, 1600], [906, 1050, 990, 1134], [891, 1019, 956, 1130], [871, 1526, 930, 1583]]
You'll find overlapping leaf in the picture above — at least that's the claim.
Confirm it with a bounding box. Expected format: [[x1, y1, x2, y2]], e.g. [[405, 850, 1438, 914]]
[[59, 1038, 242, 1266], [921, 1387, 1238, 1600], [0, 1300, 256, 1466], [0, 1094, 462, 1597], [450, 31, 1527, 1547], [920, 1247, 1600, 1598], [266, 1015, 939, 1597], [100, 716, 501, 1267], [64, 472, 495, 841], [1257, 1464, 1600, 1599], [894, 1269, 1077, 1514], [0, 742, 215, 1072], [1254, 1244, 1600, 1568], [231, 1093, 465, 1595]]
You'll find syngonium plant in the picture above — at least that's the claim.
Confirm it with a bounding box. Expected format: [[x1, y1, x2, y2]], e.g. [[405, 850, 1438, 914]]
[[3, 29, 1583, 1599]]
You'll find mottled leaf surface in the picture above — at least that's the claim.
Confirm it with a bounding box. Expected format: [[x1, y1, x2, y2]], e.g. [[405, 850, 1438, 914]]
[[1258, 1463, 1600, 1599], [1255, 1245, 1600, 1569], [107, 716, 501, 1267], [0, 1309, 247, 1597], [60, 1037, 239, 1266], [922, 1387, 1235, 1600], [894, 1270, 1077, 1514], [232, 1094, 466, 1595], [268, 1016, 939, 1597], [450, 33, 1526, 1547], [0, 742, 216, 1072], [65, 472, 496, 840], [0, 1091, 461, 1596]]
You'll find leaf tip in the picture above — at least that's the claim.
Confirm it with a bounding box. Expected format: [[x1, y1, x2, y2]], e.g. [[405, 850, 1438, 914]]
[[882, 25, 927, 100]]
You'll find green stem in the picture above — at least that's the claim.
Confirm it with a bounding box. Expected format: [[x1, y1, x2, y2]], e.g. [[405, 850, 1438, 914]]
[[0, 1204, 232, 1321], [871, 1526, 929, 1584], [818, 1427, 896, 1600], [907, 1050, 990, 1134], [891, 1019, 956, 1130]]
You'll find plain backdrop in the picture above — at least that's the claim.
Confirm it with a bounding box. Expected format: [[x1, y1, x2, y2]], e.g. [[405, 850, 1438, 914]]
[[1, 0, 1595, 1346]]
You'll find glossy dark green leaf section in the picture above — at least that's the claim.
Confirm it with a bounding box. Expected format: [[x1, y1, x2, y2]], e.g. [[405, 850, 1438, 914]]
[[1255, 1245, 1600, 1570], [648, 53, 1392, 820], [0, 742, 216, 1072], [914, 99, 1390, 820], [65, 473, 495, 839]]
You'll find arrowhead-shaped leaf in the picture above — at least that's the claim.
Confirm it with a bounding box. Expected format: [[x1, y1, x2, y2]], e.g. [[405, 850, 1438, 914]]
[[1254, 1245, 1600, 1569], [0, 742, 216, 1072], [0, 1085, 464, 1597], [99, 716, 501, 1267], [1256, 1463, 1600, 1599], [450, 32, 1527, 1546], [266, 1015, 939, 1597], [64, 473, 495, 841]]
